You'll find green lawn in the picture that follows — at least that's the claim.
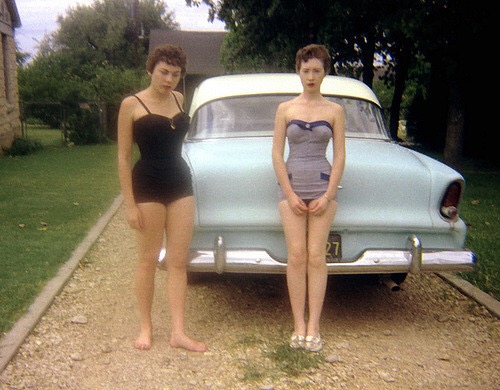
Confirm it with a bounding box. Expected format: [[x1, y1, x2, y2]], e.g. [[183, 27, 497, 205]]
[[408, 147, 499, 300], [460, 165, 499, 300], [23, 124, 65, 147], [0, 129, 120, 334]]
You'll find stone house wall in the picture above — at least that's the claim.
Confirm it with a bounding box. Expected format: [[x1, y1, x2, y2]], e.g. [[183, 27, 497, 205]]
[[0, 0, 21, 155]]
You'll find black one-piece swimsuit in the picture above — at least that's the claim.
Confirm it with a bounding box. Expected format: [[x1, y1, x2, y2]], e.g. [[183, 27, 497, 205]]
[[131, 94, 193, 204]]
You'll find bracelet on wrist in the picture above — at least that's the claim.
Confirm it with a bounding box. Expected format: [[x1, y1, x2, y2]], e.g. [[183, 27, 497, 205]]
[[323, 194, 331, 202]]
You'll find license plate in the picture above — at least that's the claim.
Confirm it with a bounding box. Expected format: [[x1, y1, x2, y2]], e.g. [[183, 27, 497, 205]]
[[326, 233, 342, 260]]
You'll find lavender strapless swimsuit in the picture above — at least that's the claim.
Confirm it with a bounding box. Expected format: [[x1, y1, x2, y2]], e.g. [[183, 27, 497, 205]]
[[278, 119, 333, 201]]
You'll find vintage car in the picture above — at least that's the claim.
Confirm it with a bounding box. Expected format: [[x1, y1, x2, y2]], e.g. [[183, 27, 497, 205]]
[[159, 73, 476, 289]]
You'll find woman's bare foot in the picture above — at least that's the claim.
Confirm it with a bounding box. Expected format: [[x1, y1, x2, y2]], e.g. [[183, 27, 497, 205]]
[[170, 333, 207, 352], [134, 330, 152, 350]]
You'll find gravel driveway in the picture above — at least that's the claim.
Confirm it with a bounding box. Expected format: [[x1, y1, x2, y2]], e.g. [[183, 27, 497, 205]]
[[1, 206, 498, 389]]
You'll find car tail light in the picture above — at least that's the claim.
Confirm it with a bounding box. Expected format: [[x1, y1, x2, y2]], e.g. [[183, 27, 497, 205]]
[[440, 181, 463, 221]]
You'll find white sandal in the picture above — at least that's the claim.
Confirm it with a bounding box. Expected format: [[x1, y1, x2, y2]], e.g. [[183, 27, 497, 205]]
[[289, 334, 305, 349], [305, 335, 323, 352]]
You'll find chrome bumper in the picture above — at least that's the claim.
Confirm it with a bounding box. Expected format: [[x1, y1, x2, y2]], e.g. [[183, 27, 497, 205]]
[[158, 235, 476, 275]]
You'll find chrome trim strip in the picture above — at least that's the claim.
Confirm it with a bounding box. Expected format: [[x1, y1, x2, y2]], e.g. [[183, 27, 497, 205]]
[[157, 235, 476, 275], [214, 235, 225, 274], [407, 234, 422, 273], [184, 248, 475, 274]]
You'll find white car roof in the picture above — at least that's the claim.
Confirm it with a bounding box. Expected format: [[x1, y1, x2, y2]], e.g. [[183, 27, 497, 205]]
[[189, 73, 381, 116]]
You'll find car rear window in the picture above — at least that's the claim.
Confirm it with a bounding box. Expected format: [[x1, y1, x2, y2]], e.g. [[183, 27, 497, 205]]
[[188, 95, 390, 140]]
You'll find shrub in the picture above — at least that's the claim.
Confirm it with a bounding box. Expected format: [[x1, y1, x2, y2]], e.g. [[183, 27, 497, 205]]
[[66, 105, 104, 145], [3, 137, 43, 156]]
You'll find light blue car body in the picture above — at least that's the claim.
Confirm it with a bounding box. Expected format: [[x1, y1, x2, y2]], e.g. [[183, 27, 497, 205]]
[[160, 74, 476, 277]]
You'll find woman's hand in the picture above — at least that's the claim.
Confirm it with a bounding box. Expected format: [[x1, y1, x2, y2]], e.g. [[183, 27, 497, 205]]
[[125, 205, 144, 231], [308, 195, 333, 216], [287, 193, 309, 216]]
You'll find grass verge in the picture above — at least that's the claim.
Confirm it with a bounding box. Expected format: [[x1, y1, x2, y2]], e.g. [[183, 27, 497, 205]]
[[459, 162, 499, 300], [409, 146, 499, 301], [0, 129, 119, 334]]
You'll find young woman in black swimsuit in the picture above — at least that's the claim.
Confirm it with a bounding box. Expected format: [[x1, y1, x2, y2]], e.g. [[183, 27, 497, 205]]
[[272, 44, 346, 352], [117, 44, 206, 352]]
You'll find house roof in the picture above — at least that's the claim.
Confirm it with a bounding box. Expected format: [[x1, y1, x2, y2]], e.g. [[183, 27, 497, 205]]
[[148, 30, 227, 76], [5, 0, 21, 28]]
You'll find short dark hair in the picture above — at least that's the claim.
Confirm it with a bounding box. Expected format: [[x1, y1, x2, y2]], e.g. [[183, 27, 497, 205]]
[[146, 44, 187, 76], [295, 44, 331, 74]]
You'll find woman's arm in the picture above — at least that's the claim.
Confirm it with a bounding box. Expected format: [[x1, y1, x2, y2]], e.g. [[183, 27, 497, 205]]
[[117, 97, 143, 230], [308, 103, 345, 215], [272, 103, 307, 213], [325, 104, 346, 200], [272, 103, 292, 197]]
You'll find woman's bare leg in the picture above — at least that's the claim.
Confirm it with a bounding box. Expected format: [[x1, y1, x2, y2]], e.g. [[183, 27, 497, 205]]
[[164, 196, 206, 352], [306, 200, 337, 337], [279, 200, 308, 337], [134, 202, 167, 350]]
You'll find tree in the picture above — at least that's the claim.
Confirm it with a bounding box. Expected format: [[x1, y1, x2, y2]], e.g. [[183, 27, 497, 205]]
[[377, 0, 424, 140], [53, 0, 177, 69], [191, 0, 393, 82], [191, 0, 492, 167], [18, 50, 88, 104], [408, 0, 491, 168], [204, 0, 305, 72], [18, 0, 175, 142], [20, 0, 176, 104]]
